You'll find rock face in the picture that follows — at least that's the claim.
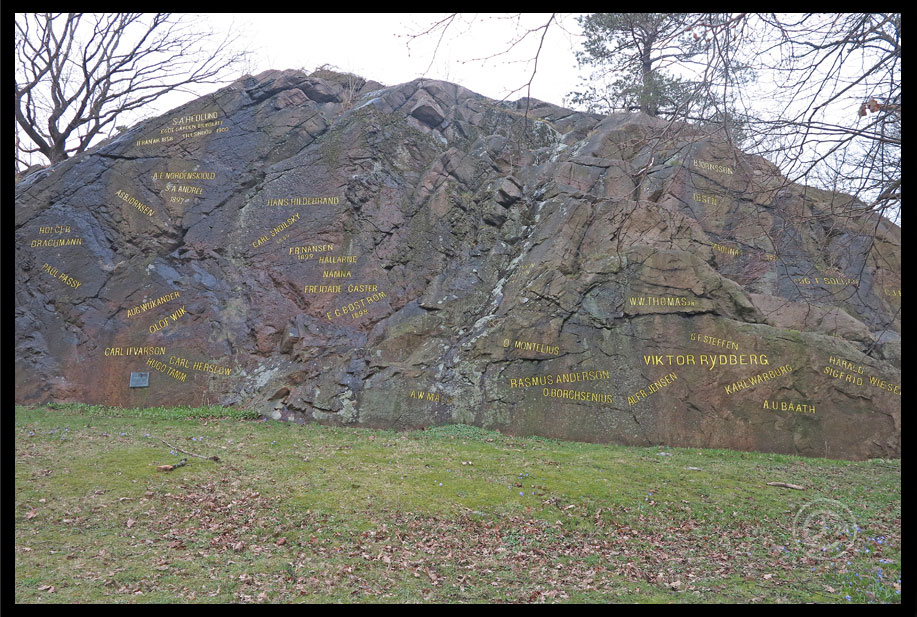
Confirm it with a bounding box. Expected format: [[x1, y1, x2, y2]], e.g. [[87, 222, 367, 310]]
[[15, 69, 901, 460]]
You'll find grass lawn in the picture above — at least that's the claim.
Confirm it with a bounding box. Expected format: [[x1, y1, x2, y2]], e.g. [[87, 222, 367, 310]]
[[14, 404, 900, 603]]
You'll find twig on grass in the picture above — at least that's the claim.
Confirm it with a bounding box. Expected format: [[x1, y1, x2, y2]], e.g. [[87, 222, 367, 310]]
[[158, 437, 220, 462], [766, 481, 805, 490]]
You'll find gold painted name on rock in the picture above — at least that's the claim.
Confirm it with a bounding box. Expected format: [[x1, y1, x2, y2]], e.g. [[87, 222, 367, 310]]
[[148, 305, 187, 334], [692, 159, 734, 175], [823, 365, 863, 386], [192, 360, 231, 376], [147, 357, 187, 382], [251, 213, 302, 247], [153, 171, 216, 180], [305, 283, 379, 294], [763, 400, 815, 413], [304, 285, 342, 293], [542, 388, 614, 404], [868, 375, 901, 395], [135, 136, 174, 146], [628, 296, 697, 307], [509, 370, 610, 388], [161, 114, 223, 134], [171, 112, 219, 126], [689, 333, 739, 350], [325, 292, 387, 321], [290, 244, 334, 256], [712, 242, 741, 256], [104, 346, 166, 356], [168, 355, 231, 376], [127, 292, 181, 318], [115, 189, 155, 216], [823, 362, 901, 394], [827, 356, 865, 374], [38, 225, 71, 234], [408, 390, 454, 404], [627, 372, 677, 405], [724, 365, 793, 395], [692, 192, 720, 206], [30, 237, 82, 247], [502, 338, 560, 355], [792, 276, 859, 287], [40, 262, 82, 288], [164, 184, 204, 195], [265, 197, 340, 206], [644, 354, 767, 369]]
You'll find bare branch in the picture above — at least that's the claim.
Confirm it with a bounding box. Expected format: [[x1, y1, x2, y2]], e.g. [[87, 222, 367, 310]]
[[15, 12, 249, 169]]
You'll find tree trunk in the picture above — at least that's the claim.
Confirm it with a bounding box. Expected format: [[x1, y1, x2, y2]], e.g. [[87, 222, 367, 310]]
[[48, 142, 68, 165], [641, 30, 658, 116]]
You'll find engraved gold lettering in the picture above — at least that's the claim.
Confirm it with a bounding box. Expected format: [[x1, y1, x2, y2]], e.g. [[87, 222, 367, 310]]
[[540, 388, 614, 404], [692, 192, 720, 206], [724, 365, 792, 395], [692, 159, 735, 175], [628, 296, 698, 308], [509, 340, 561, 355], [763, 400, 815, 413], [867, 375, 901, 395], [265, 197, 340, 206], [126, 291, 180, 318], [114, 190, 155, 216], [30, 237, 83, 247], [172, 112, 219, 126], [712, 242, 742, 256], [304, 285, 342, 293], [627, 372, 677, 405]]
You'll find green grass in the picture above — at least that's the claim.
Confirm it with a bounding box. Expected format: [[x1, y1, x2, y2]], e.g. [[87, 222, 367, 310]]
[[15, 404, 900, 603]]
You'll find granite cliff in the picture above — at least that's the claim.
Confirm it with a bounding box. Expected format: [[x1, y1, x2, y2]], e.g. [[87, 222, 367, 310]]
[[15, 69, 901, 459]]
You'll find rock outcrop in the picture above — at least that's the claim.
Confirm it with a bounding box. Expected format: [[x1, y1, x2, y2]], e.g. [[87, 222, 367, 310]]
[[15, 69, 901, 459]]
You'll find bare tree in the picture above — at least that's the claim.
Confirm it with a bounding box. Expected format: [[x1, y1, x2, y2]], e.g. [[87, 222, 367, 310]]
[[712, 13, 900, 222], [14, 13, 249, 171]]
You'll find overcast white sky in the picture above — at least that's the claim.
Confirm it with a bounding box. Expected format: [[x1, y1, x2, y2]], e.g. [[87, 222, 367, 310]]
[[230, 13, 579, 103], [147, 13, 585, 120]]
